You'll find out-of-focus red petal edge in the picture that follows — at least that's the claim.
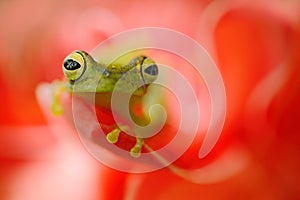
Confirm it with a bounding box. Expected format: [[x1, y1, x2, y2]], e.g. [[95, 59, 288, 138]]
[[0, 126, 55, 161]]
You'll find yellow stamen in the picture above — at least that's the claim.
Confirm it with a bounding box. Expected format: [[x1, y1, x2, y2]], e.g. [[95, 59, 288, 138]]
[[51, 81, 66, 115]]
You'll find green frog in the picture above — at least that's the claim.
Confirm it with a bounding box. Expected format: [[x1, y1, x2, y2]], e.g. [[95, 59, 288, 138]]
[[51, 50, 159, 158]]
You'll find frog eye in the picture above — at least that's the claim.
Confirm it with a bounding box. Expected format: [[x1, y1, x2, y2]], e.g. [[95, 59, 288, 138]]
[[140, 58, 158, 83], [63, 59, 81, 70], [144, 64, 158, 76], [62, 51, 86, 81]]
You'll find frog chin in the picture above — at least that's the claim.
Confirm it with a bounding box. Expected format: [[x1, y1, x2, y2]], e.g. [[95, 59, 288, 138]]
[[63, 70, 80, 81]]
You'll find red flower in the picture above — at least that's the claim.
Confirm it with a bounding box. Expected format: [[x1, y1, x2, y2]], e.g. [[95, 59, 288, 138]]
[[1, 0, 300, 199]]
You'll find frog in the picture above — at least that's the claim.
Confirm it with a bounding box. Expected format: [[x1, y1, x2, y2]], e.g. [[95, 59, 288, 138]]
[[51, 50, 159, 158]]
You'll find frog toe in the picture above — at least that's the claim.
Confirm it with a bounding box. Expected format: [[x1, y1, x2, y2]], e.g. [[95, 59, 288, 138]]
[[106, 128, 121, 144], [130, 146, 142, 158], [130, 138, 144, 158]]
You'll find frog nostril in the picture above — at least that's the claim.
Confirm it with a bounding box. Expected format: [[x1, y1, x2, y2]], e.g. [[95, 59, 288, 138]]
[[144, 64, 158, 76], [64, 59, 81, 70], [103, 70, 110, 77]]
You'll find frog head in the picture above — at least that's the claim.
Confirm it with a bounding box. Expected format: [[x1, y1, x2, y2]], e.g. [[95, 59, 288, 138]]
[[62, 50, 158, 94]]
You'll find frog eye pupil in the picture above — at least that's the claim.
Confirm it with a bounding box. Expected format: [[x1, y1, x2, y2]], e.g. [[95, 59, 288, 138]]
[[144, 64, 158, 76], [64, 59, 81, 70]]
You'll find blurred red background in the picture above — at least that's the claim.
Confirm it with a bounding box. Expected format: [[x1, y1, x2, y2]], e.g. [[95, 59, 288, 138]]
[[0, 0, 300, 199]]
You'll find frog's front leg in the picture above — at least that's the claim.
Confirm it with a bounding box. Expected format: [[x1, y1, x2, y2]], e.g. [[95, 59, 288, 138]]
[[106, 128, 121, 144], [130, 137, 144, 158], [106, 127, 144, 158]]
